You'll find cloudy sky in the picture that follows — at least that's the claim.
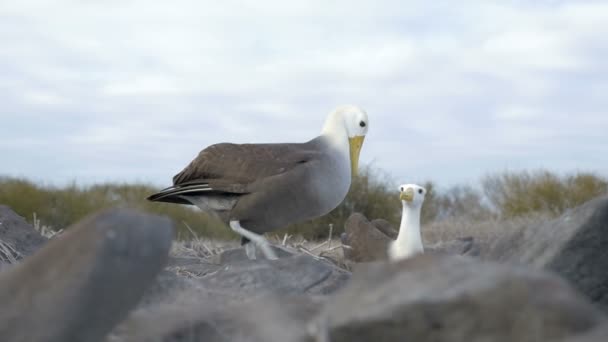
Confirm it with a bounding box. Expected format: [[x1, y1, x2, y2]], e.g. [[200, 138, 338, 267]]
[[1, 0, 607, 189]]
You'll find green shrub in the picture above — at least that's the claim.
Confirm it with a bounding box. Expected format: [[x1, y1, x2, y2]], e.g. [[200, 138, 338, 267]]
[[0, 177, 234, 240], [482, 170, 608, 218], [1, 167, 606, 241]]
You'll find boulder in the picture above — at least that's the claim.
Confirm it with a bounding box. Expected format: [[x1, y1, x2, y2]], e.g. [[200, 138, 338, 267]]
[[567, 323, 608, 342], [111, 253, 350, 342], [341, 213, 392, 262], [0, 205, 47, 260], [370, 218, 398, 239], [484, 195, 608, 312], [117, 253, 606, 342], [114, 294, 323, 342], [314, 254, 605, 342], [425, 236, 480, 257], [197, 253, 350, 299], [0, 207, 173, 342]]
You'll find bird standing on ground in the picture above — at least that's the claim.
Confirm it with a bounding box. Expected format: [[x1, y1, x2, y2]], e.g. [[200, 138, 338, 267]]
[[388, 184, 426, 261], [147, 105, 369, 260]]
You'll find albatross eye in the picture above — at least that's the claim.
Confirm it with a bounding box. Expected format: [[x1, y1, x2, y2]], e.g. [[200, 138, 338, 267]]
[[400, 187, 404, 191], [418, 189, 424, 194], [359, 121, 366, 127]]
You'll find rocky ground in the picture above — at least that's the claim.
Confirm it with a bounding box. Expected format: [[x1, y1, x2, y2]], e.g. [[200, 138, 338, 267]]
[[0, 195, 607, 342]]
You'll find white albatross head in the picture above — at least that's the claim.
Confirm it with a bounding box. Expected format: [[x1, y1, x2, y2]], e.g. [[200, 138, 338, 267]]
[[321, 105, 369, 177], [399, 183, 426, 209]]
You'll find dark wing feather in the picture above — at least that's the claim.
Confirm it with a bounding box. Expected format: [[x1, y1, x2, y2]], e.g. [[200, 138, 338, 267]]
[[147, 140, 321, 204], [172, 141, 319, 187], [146, 181, 213, 204]]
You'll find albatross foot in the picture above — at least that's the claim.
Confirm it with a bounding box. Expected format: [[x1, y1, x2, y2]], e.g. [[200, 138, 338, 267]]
[[229, 220, 278, 260]]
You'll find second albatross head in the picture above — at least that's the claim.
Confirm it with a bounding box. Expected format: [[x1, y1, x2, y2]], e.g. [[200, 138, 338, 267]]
[[321, 105, 369, 178], [399, 184, 426, 208]]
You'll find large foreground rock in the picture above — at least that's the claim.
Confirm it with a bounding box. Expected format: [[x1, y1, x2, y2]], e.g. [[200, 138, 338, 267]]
[[112, 252, 350, 341], [315, 254, 605, 342], [568, 323, 608, 342], [141, 251, 350, 308], [113, 253, 605, 342], [113, 294, 323, 342], [0, 205, 47, 260], [485, 195, 608, 312], [0, 207, 173, 342]]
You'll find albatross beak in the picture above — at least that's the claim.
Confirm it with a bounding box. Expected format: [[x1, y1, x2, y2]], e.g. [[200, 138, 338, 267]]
[[400, 188, 414, 202], [348, 135, 365, 178]]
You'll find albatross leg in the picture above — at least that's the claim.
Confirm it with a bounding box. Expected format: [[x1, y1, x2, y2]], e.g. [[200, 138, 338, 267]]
[[229, 220, 278, 260], [245, 243, 257, 260]]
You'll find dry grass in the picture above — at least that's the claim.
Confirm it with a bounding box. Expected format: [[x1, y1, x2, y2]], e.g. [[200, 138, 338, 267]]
[[169, 223, 349, 271], [422, 212, 552, 256], [32, 212, 62, 239], [0, 239, 21, 264], [166, 209, 557, 271]]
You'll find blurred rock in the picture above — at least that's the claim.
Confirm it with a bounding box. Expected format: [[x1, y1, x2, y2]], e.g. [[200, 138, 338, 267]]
[[112, 253, 348, 342], [114, 294, 323, 342], [484, 195, 608, 312], [341, 213, 392, 262], [567, 323, 608, 342], [426, 236, 480, 257], [0, 207, 173, 342], [370, 218, 398, 239], [315, 254, 605, 342], [0, 205, 47, 259], [198, 254, 350, 299]]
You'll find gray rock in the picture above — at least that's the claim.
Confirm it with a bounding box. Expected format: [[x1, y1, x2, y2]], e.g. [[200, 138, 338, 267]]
[[0, 207, 174, 342], [138, 270, 205, 308], [114, 294, 323, 342], [485, 195, 608, 312], [314, 254, 605, 342], [110, 252, 350, 342], [426, 236, 480, 257], [0, 205, 47, 260], [370, 218, 398, 240], [341, 213, 392, 262], [567, 323, 608, 342], [198, 254, 350, 299]]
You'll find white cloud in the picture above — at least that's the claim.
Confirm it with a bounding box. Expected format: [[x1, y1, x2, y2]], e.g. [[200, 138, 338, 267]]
[[0, 0, 607, 187]]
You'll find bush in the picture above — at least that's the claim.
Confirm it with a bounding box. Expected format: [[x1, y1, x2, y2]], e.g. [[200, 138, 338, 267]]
[[423, 183, 494, 223], [1, 168, 606, 241], [482, 170, 608, 218], [0, 177, 234, 240]]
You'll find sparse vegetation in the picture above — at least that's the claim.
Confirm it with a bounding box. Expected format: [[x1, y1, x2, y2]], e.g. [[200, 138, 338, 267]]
[[0, 168, 606, 242], [0, 177, 233, 240], [482, 170, 608, 218]]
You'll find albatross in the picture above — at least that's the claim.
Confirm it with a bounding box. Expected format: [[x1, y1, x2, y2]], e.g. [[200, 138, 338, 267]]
[[147, 105, 369, 260], [388, 183, 426, 261]]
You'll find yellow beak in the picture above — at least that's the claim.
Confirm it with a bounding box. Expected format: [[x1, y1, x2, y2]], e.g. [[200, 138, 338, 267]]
[[348, 135, 365, 178], [400, 188, 414, 202]]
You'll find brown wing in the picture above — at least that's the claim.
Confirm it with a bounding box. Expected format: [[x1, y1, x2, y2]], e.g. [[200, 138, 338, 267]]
[[147, 140, 322, 204], [172, 141, 320, 189]]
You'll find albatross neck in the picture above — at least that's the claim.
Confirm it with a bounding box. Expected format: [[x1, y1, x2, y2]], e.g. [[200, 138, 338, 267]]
[[395, 203, 423, 251], [320, 113, 349, 150]]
